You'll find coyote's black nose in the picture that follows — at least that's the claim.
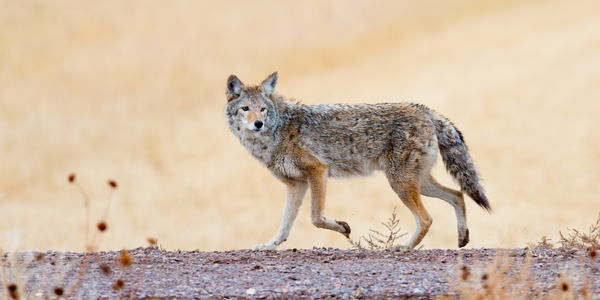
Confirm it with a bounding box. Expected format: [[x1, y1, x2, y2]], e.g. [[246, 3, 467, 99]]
[[254, 121, 263, 129]]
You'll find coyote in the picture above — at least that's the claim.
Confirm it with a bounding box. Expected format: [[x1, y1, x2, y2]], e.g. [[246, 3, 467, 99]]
[[224, 72, 491, 251]]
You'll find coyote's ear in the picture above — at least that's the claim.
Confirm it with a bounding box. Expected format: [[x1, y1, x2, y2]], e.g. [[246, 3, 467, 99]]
[[260, 71, 278, 97], [226, 75, 244, 101]]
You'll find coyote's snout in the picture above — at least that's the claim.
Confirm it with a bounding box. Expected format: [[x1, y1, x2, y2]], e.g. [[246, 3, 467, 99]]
[[224, 72, 491, 251]]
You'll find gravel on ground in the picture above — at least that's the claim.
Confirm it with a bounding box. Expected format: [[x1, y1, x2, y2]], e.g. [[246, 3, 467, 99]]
[[1, 247, 599, 299]]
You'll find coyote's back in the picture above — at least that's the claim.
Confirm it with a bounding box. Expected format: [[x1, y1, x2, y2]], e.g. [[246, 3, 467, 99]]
[[224, 72, 490, 251]]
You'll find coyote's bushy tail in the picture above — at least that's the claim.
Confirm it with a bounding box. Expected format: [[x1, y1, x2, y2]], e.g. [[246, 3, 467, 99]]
[[431, 112, 492, 211]]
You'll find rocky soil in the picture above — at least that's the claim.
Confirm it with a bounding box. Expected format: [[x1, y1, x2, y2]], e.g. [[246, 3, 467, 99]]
[[1, 247, 599, 299]]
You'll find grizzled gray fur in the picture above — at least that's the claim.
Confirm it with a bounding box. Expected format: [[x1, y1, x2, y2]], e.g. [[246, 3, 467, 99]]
[[225, 72, 490, 251]]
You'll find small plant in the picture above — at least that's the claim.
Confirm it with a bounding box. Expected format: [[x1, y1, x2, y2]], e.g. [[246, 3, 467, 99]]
[[557, 213, 600, 251], [0, 174, 120, 299], [439, 250, 594, 300], [68, 173, 117, 252], [65, 174, 119, 298], [529, 235, 555, 250], [446, 214, 600, 300], [529, 212, 600, 251], [442, 251, 542, 299], [347, 207, 408, 250], [0, 249, 7, 299], [147, 237, 164, 250]]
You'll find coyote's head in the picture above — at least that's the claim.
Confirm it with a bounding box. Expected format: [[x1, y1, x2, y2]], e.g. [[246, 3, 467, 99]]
[[224, 72, 278, 134]]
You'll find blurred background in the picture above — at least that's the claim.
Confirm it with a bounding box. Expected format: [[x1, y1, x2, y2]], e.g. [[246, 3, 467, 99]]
[[1, 0, 599, 252]]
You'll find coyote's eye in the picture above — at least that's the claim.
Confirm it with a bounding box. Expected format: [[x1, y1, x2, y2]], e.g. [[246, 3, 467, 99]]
[[260, 108, 266, 112], [241, 106, 249, 111]]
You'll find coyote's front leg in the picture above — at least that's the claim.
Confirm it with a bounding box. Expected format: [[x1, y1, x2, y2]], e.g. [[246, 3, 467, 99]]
[[251, 180, 308, 251]]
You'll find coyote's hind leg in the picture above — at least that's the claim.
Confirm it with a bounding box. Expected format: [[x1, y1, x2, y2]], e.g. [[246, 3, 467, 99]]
[[385, 162, 433, 250], [386, 173, 432, 250], [420, 174, 469, 247]]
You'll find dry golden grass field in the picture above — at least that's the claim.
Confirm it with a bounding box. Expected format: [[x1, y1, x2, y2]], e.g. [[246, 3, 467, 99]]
[[1, 0, 599, 253]]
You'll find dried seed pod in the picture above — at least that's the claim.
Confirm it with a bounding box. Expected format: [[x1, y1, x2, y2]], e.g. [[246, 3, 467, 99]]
[[68, 174, 76, 183], [112, 279, 124, 290], [35, 252, 44, 261], [54, 287, 64, 296], [460, 265, 470, 281], [108, 180, 117, 188], [147, 237, 157, 246], [97, 221, 107, 232], [119, 250, 132, 267], [560, 281, 569, 292], [99, 263, 111, 275], [8, 284, 18, 299]]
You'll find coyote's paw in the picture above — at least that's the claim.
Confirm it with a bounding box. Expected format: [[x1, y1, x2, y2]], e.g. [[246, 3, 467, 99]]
[[391, 245, 413, 252], [458, 228, 470, 248], [336, 220, 351, 238], [250, 243, 278, 251]]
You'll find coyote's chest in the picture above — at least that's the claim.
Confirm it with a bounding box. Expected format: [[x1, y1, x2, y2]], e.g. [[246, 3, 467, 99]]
[[238, 130, 304, 179], [238, 131, 275, 163]]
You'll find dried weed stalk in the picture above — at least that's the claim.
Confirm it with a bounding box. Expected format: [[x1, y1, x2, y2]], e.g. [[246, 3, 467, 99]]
[[557, 213, 600, 251], [68, 173, 117, 252], [0, 247, 8, 300], [440, 249, 595, 300], [1, 174, 126, 299], [444, 214, 600, 300], [442, 251, 542, 300], [529, 213, 600, 251], [347, 207, 407, 250], [529, 236, 555, 250], [65, 174, 118, 298]]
